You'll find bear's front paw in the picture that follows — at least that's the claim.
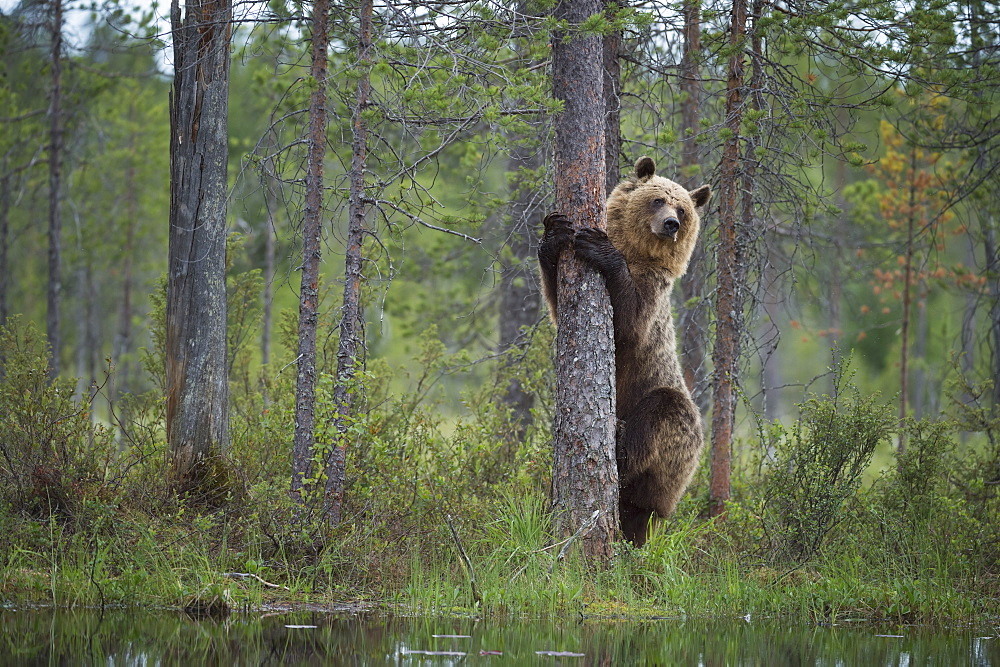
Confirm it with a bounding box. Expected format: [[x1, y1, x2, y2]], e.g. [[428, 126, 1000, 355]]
[[542, 212, 572, 233], [574, 227, 613, 258], [539, 212, 575, 259]]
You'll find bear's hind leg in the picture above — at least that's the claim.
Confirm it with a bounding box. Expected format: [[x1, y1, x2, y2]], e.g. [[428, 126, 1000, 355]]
[[617, 386, 703, 544], [620, 497, 655, 547]]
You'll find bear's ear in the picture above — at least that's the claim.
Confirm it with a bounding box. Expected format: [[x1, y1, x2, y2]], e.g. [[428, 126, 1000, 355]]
[[689, 184, 712, 209], [634, 156, 656, 181]]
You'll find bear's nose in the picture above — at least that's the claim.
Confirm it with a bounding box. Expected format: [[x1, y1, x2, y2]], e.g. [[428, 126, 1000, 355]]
[[663, 217, 680, 238]]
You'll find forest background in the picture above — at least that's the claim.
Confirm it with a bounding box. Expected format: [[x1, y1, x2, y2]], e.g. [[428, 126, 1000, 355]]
[[0, 0, 998, 622]]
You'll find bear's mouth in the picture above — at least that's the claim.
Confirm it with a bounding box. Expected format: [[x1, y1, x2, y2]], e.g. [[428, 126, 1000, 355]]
[[655, 217, 681, 242]]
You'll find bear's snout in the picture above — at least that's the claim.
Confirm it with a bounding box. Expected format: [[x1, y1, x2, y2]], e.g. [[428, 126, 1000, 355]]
[[661, 217, 680, 239]]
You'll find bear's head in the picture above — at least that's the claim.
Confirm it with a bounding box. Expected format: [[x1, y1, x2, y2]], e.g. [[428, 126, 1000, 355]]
[[606, 156, 711, 277]]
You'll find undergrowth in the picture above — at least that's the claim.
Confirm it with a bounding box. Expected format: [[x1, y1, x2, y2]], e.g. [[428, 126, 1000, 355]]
[[0, 314, 997, 625]]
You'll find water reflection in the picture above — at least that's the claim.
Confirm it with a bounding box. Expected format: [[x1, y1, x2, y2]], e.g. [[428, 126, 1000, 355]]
[[0, 606, 995, 665]]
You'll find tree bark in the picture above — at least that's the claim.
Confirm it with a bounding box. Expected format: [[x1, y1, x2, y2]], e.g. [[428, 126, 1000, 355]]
[[47, 0, 63, 379], [603, 0, 622, 196], [322, 0, 373, 524], [550, 0, 619, 561], [709, 0, 749, 518], [290, 0, 331, 501], [498, 141, 542, 447], [985, 217, 1000, 408], [898, 148, 917, 454], [0, 168, 8, 331], [167, 0, 232, 489], [677, 0, 710, 413], [113, 119, 139, 404]]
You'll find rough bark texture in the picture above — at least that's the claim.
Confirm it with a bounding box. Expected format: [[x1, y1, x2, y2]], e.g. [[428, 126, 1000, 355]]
[[677, 0, 709, 413], [322, 0, 373, 524], [550, 0, 619, 561], [46, 0, 63, 379], [167, 0, 232, 488], [290, 0, 331, 501], [709, 0, 748, 518]]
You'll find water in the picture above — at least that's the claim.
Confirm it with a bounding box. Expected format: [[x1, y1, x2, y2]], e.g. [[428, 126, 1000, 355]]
[[0, 606, 996, 665]]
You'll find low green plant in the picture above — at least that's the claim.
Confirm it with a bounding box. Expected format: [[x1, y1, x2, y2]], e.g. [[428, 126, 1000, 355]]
[[754, 362, 895, 565]]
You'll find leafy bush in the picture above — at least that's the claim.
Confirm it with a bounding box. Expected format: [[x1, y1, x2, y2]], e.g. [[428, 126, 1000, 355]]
[[755, 367, 895, 564], [0, 316, 116, 519]]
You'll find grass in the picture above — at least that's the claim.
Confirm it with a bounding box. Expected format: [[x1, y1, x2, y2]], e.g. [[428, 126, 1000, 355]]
[[0, 317, 997, 627]]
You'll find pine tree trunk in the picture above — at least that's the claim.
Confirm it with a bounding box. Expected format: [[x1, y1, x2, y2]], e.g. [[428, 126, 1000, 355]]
[[550, 0, 619, 561], [984, 217, 999, 408], [677, 0, 709, 413], [497, 142, 542, 448], [47, 0, 63, 379], [167, 0, 232, 490], [0, 168, 9, 331], [709, 0, 748, 518], [322, 0, 373, 524], [290, 0, 330, 501], [899, 148, 918, 454], [603, 0, 622, 196]]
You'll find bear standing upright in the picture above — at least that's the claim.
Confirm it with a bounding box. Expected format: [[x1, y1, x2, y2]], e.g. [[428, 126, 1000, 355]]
[[538, 156, 711, 546]]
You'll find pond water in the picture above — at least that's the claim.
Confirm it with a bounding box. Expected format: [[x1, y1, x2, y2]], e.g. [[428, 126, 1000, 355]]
[[0, 606, 996, 665]]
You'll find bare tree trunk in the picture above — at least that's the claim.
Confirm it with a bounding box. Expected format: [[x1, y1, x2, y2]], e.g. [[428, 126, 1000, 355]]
[[898, 148, 917, 454], [761, 245, 782, 422], [985, 216, 1000, 408], [261, 202, 275, 371], [167, 0, 232, 490], [113, 124, 139, 404], [603, 0, 621, 196], [322, 0, 373, 524], [497, 142, 542, 447], [709, 0, 748, 518], [47, 0, 63, 379], [0, 168, 8, 330], [290, 0, 331, 501], [549, 0, 619, 561], [677, 0, 709, 412]]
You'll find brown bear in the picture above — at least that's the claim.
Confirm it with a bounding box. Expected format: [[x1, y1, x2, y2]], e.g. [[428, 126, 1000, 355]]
[[538, 156, 711, 546]]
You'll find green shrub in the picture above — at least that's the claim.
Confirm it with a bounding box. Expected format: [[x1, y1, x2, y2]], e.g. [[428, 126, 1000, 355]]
[[755, 366, 895, 564], [0, 316, 116, 519]]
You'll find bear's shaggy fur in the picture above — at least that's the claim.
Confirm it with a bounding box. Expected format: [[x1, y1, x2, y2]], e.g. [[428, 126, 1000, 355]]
[[538, 156, 711, 546]]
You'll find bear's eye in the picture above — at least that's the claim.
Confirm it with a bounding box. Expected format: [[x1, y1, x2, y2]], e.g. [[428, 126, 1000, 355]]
[[652, 198, 666, 208], [677, 209, 686, 221]]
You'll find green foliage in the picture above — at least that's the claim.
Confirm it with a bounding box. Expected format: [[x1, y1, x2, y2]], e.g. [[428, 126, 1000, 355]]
[[0, 317, 116, 519], [754, 363, 895, 564]]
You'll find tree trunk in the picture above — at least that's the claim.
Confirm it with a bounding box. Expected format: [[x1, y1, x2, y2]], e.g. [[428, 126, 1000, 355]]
[[261, 199, 275, 371], [322, 0, 373, 524], [0, 168, 8, 331], [167, 0, 232, 490], [985, 216, 1000, 409], [709, 0, 748, 518], [677, 0, 709, 413], [290, 0, 331, 501], [550, 0, 619, 561], [497, 142, 542, 447], [603, 0, 622, 196], [47, 0, 63, 379], [761, 244, 782, 422], [898, 148, 917, 454], [113, 123, 139, 405]]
